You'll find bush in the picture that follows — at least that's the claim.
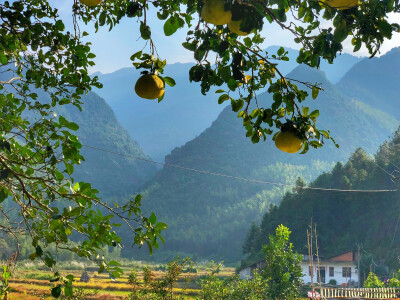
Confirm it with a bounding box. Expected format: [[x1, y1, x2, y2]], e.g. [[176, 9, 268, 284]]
[[328, 279, 337, 285], [387, 278, 400, 288], [363, 272, 384, 288], [199, 272, 268, 300]]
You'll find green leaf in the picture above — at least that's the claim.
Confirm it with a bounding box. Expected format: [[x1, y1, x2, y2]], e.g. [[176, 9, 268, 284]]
[[163, 76, 176, 87], [311, 86, 319, 99], [218, 94, 230, 104], [377, 20, 392, 38], [333, 20, 348, 43], [149, 212, 157, 225], [66, 122, 79, 131], [44, 256, 55, 267], [164, 17, 180, 36], [0, 187, 8, 203], [251, 109, 260, 118], [156, 222, 168, 230], [55, 20, 65, 31], [302, 107, 309, 116], [58, 115, 68, 126], [35, 246, 43, 257], [298, 3, 306, 19], [309, 109, 320, 120], [194, 46, 207, 61], [130, 51, 142, 61], [64, 285, 73, 297], [51, 285, 62, 298], [319, 130, 330, 139], [140, 22, 151, 40], [55, 170, 64, 181], [66, 274, 74, 282], [182, 42, 196, 51]]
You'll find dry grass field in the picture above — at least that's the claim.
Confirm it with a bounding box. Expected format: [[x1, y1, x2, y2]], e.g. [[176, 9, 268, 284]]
[[5, 260, 235, 299]]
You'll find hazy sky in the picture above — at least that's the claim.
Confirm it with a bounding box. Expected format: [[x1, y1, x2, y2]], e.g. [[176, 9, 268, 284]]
[[51, 1, 400, 74]]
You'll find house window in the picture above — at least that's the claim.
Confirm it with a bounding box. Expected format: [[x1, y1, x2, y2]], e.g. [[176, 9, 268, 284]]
[[342, 267, 351, 278], [329, 267, 334, 277]]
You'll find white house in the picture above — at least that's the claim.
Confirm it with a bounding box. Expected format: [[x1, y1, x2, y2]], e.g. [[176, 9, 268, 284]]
[[239, 250, 359, 286]]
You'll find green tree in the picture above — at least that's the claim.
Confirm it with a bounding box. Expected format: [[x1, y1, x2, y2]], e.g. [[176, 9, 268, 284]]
[[262, 225, 303, 300], [363, 272, 384, 288]]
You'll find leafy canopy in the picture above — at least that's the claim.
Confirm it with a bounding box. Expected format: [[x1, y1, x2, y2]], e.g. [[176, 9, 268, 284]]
[[262, 225, 303, 300], [363, 272, 385, 288]]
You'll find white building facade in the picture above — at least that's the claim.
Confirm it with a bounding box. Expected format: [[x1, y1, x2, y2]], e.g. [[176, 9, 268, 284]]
[[239, 250, 359, 286]]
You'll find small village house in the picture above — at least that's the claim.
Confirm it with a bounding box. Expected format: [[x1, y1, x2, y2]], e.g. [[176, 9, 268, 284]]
[[239, 250, 359, 286]]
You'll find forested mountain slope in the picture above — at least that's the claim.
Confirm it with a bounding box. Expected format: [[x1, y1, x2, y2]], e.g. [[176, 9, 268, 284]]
[[55, 92, 157, 198], [241, 130, 400, 276], [266, 46, 361, 83], [132, 65, 398, 262], [94, 63, 224, 161], [337, 47, 400, 119], [94, 47, 360, 161]]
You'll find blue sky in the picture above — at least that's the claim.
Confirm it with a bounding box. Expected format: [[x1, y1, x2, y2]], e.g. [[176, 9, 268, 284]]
[[52, 1, 400, 74]]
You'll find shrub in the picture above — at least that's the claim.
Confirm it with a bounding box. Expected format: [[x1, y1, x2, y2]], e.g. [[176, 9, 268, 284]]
[[363, 272, 384, 288]]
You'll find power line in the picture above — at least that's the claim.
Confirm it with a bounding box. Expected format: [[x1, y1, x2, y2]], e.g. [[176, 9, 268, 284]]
[[317, 120, 396, 181], [81, 144, 397, 193], [386, 210, 400, 260]]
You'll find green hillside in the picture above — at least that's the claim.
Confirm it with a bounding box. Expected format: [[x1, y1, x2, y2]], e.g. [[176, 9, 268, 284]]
[[94, 63, 225, 162], [56, 92, 157, 198], [94, 47, 360, 161], [240, 129, 400, 277], [130, 65, 398, 262], [337, 47, 400, 118]]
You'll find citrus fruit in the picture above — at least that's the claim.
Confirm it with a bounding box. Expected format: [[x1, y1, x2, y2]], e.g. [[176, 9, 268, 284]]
[[80, 0, 102, 6], [322, 0, 358, 9], [228, 20, 250, 36], [135, 74, 165, 100], [275, 131, 303, 153], [201, 0, 232, 26]]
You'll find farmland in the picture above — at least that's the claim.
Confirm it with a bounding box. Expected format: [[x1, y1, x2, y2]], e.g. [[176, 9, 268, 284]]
[[5, 260, 235, 299]]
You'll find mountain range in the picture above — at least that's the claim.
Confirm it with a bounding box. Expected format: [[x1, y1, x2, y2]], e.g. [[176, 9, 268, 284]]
[[337, 47, 400, 119], [12, 46, 396, 263], [94, 46, 362, 161], [55, 92, 157, 198], [123, 53, 400, 261]]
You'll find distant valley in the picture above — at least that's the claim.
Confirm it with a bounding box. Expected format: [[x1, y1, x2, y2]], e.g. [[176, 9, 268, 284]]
[[59, 47, 400, 262], [94, 46, 362, 161]]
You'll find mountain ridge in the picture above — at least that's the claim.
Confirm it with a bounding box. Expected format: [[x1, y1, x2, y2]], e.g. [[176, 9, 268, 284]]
[[131, 63, 398, 262], [94, 47, 362, 161]]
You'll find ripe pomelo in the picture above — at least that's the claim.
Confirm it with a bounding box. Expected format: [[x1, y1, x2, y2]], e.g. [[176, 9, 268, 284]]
[[80, 0, 102, 6], [322, 0, 358, 9], [201, 0, 232, 25], [275, 131, 303, 153], [135, 74, 165, 100]]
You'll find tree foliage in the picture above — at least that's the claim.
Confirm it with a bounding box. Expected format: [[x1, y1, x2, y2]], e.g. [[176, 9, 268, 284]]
[[262, 225, 303, 300], [363, 272, 384, 288], [241, 128, 400, 280]]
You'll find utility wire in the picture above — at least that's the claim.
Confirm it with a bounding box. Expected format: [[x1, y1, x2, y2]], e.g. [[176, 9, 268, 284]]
[[385, 210, 400, 261], [317, 120, 396, 181], [81, 144, 397, 193]]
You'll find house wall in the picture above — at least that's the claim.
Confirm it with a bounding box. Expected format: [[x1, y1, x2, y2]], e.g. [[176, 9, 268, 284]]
[[301, 261, 358, 285], [240, 258, 358, 286], [239, 267, 252, 279]]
